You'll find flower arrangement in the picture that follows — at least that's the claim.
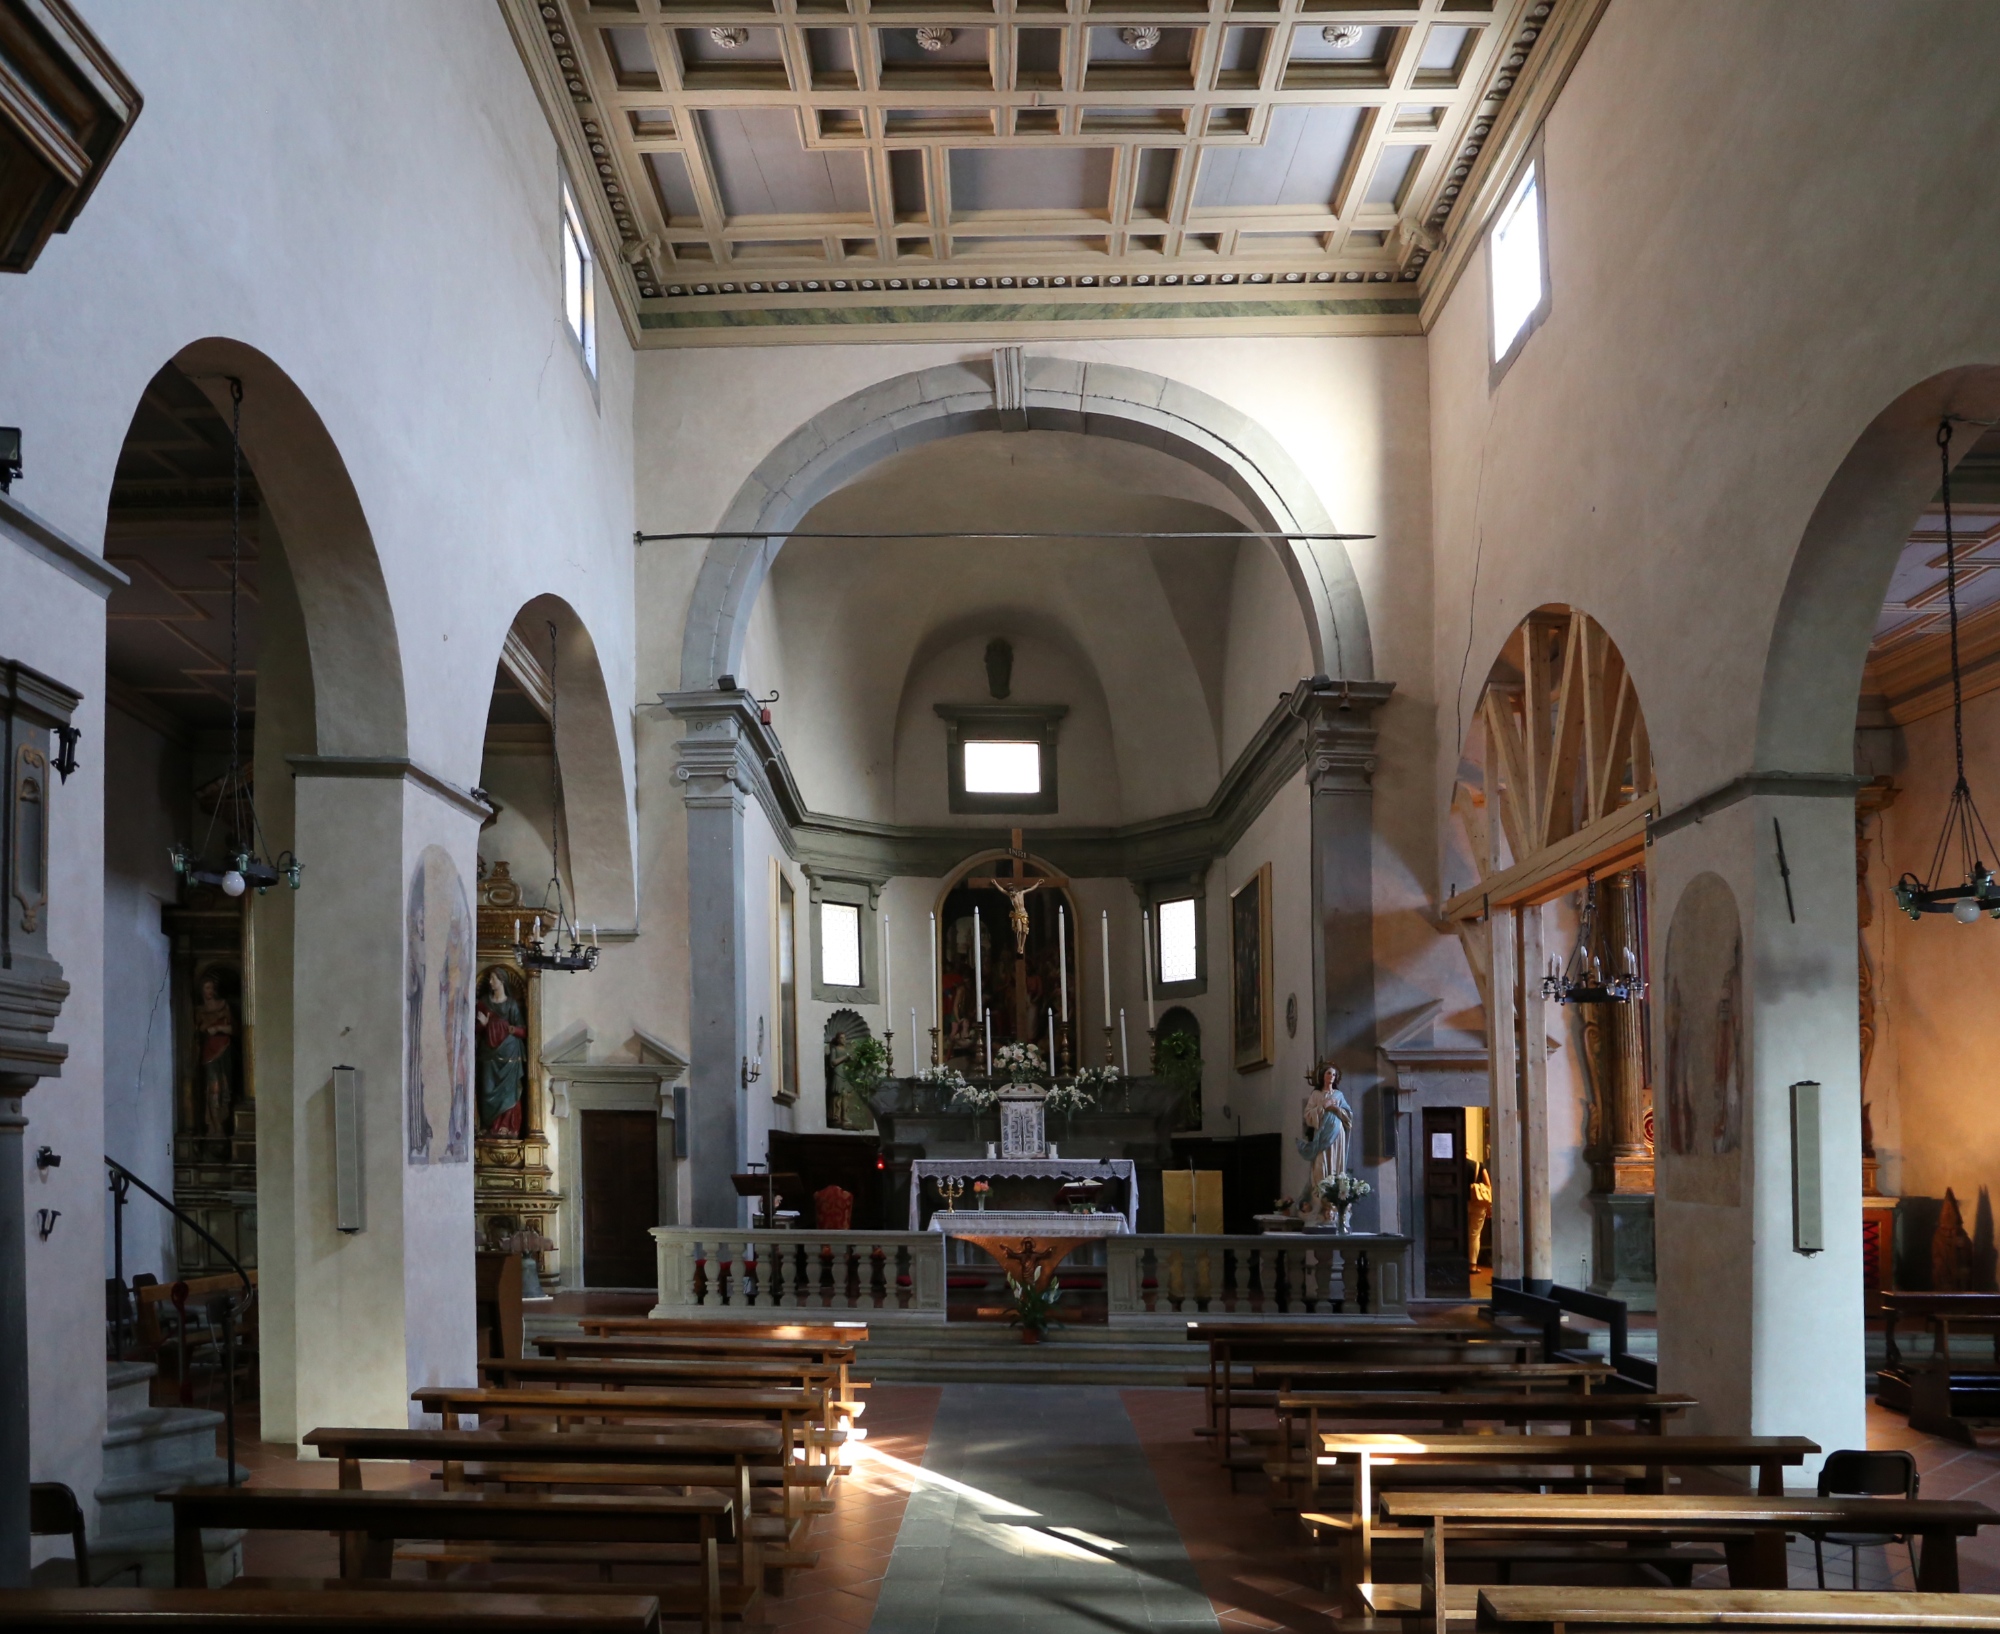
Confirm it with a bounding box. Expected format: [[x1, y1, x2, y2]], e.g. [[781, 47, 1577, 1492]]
[[1072, 1064, 1121, 1096], [915, 1063, 968, 1107], [1044, 1078, 1096, 1115], [1319, 1172, 1372, 1208], [1005, 1273, 1062, 1340], [950, 1078, 1003, 1111], [973, 1179, 990, 1210], [993, 1040, 1046, 1084]]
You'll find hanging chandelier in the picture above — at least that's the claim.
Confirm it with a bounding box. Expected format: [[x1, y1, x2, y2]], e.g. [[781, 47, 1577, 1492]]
[[169, 378, 302, 898], [1541, 875, 1645, 1005], [1896, 419, 2000, 923], [515, 620, 600, 973]]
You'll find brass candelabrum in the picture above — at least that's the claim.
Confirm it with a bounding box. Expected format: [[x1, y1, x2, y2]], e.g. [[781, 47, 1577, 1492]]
[[1057, 1020, 1072, 1077], [932, 1174, 966, 1212], [929, 1026, 941, 1068], [1103, 1024, 1116, 1067], [884, 1030, 895, 1077]]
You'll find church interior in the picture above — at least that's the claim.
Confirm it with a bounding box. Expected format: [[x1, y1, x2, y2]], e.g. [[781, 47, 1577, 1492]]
[[6, 1, 2000, 1627]]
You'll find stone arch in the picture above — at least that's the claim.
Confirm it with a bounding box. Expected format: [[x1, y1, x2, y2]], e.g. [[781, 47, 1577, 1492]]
[[501, 595, 639, 928], [678, 357, 1372, 692], [1757, 364, 2000, 775], [171, 337, 407, 757]]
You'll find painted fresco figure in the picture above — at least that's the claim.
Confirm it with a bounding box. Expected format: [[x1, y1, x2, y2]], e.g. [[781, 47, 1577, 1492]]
[[195, 975, 237, 1137], [1296, 1063, 1352, 1219], [476, 967, 529, 1138]]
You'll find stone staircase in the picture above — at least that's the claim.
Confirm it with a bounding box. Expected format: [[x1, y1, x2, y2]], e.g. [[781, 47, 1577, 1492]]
[[853, 1322, 1200, 1386], [91, 1360, 244, 1586]]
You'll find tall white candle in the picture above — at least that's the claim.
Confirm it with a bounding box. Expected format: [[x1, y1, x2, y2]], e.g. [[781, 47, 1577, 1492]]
[[974, 905, 984, 1026], [984, 1009, 993, 1077], [1100, 910, 1112, 1028], [1143, 908, 1156, 1029], [929, 911, 939, 1034], [1058, 904, 1069, 1023], [910, 1006, 918, 1065], [882, 910, 892, 1022], [1120, 1008, 1129, 1076]]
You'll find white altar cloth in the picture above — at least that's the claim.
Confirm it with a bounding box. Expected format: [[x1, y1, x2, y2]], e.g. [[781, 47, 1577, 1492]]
[[927, 1210, 1130, 1237], [908, 1157, 1139, 1230]]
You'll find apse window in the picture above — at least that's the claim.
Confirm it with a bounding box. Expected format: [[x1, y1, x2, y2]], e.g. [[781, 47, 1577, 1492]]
[[1488, 155, 1548, 375], [561, 181, 597, 377], [1157, 898, 1198, 986], [819, 902, 862, 988], [963, 740, 1042, 795]]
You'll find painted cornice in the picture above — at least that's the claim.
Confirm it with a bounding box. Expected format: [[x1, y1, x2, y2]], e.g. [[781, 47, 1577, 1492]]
[[657, 675, 1393, 882]]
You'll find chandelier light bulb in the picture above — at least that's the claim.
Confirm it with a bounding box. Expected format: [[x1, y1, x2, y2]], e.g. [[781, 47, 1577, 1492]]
[[221, 870, 246, 898], [1955, 897, 1982, 924]]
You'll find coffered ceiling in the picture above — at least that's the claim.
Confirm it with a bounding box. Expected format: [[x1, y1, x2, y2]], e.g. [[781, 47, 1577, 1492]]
[[504, 0, 1601, 343]]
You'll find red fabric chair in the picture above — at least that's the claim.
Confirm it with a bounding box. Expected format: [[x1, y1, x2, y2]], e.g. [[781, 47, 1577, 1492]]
[[814, 1185, 854, 1230]]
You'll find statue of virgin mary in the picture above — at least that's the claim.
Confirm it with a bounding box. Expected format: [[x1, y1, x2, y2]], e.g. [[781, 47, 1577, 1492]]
[[1296, 1063, 1353, 1218]]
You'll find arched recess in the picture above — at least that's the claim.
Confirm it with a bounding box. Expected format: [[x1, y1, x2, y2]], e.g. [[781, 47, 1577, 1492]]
[[1757, 365, 2000, 775], [678, 357, 1372, 693], [502, 594, 639, 929], [172, 337, 407, 758], [932, 846, 1080, 1068]]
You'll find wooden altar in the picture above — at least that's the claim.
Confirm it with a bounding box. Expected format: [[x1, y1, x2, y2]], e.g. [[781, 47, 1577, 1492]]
[[472, 862, 563, 1286]]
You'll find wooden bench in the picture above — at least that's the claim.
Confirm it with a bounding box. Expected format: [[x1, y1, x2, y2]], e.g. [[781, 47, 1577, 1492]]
[[579, 1319, 868, 1344], [533, 1336, 860, 1409], [411, 1385, 830, 1466], [480, 1355, 856, 1449], [1256, 1393, 1697, 1493], [159, 1485, 744, 1631], [1476, 1586, 2000, 1631], [1377, 1492, 2000, 1633], [0, 1587, 661, 1631]]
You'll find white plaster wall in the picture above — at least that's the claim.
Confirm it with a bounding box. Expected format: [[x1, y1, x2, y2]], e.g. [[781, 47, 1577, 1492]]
[[101, 706, 186, 1285], [1222, 541, 1313, 767]]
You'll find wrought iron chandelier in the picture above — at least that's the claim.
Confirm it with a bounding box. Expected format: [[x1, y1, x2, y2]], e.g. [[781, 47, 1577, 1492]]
[[1541, 875, 1645, 1005], [515, 620, 600, 973], [1896, 419, 2000, 923], [169, 378, 302, 898]]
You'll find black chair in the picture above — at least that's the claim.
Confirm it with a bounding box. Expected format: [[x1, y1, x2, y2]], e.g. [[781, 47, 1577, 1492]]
[[29, 1483, 90, 1587], [1812, 1447, 1919, 1589]]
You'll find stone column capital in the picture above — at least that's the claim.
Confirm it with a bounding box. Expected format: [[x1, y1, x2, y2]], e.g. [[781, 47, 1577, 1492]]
[[1295, 678, 1396, 794], [662, 690, 759, 813]]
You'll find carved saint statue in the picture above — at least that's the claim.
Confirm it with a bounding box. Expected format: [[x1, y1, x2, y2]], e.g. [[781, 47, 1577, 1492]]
[[1296, 1063, 1353, 1219], [991, 879, 1041, 956], [476, 967, 529, 1138], [194, 975, 237, 1138]]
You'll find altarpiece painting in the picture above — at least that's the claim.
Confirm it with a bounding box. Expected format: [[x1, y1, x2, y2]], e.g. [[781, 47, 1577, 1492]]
[[1231, 864, 1272, 1071]]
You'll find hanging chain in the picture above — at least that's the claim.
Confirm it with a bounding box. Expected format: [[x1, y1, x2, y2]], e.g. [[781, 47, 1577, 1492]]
[[547, 619, 563, 934], [1942, 419, 1968, 791], [228, 378, 245, 841]]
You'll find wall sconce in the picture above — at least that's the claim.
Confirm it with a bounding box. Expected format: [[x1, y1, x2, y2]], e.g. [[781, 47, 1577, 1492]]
[[36, 1209, 59, 1241], [332, 1065, 364, 1234], [34, 1146, 58, 1171], [0, 427, 20, 493]]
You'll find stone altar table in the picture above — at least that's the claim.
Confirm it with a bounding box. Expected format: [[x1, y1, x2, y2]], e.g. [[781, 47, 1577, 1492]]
[[907, 1157, 1139, 1230], [926, 1211, 1130, 1237]]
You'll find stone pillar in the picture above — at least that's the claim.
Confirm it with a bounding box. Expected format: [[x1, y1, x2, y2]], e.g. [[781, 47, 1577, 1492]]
[[259, 761, 480, 1443], [1298, 679, 1394, 1228], [0, 661, 78, 1586], [1588, 871, 1657, 1308], [1521, 904, 1553, 1289], [662, 692, 756, 1226], [1488, 907, 1523, 1282], [1651, 786, 1864, 1459]]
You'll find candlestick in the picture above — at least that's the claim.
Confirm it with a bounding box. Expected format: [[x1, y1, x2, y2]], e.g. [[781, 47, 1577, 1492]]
[[1103, 1023, 1115, 1067], [929, 911, 939, 1037], [1047, 1007, 1055, 1074], [1120, 1008, 1129, 1076], [1100, 910, 1111, 1028], [929, 1025, 941, 1067], [984, 1009, 993, 1077], [1143, 908, 1155, 1029], [884, 1030, 895, 1077], [1058, 904, 1069, 1023], [974, 906, 983, 1027]]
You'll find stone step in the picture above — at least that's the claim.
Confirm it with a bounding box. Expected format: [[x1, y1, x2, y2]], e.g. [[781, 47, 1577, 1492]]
[[108, 1360, 156, 1421]]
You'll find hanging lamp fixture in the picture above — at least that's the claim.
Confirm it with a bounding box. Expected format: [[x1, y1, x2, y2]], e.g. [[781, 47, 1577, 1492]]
[[1895, 419, 2000, 923], [1541, 875, 1644, 1005], [169, 378, 302, 898], [515, 620, 600, 973]]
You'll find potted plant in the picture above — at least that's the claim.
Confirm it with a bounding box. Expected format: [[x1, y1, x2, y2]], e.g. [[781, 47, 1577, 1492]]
[[993, 1040, 1046, 1084], [838, 1035, 890, 1130], [1155, 1028, 1204, 1128], [1318, 1171, 1372, 1233], [1006, 1273, 1061, 1343]]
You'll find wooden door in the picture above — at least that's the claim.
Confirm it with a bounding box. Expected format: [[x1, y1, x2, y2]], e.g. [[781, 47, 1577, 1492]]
[[1422, 1106, 1470, 1298], [581, 1110, 659, 1288]]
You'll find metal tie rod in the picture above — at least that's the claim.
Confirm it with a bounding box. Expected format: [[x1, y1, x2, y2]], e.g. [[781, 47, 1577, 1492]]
[[635, 528, 1374, 542]]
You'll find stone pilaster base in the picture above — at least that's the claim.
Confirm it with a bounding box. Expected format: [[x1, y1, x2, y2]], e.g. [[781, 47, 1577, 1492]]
[[1588, 1191, 1656, 1311]]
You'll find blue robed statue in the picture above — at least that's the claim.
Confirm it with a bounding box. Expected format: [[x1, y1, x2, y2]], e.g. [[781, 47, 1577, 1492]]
[[1296, 1063, 1352, 1220]]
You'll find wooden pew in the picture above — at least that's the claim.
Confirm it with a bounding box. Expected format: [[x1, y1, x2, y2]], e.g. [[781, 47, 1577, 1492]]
[[1260, 1393, 1697, 1495], [1307, 1434, 1818, 1613], [412, 1384, 823, 1463], [533, 1335, 860, 1407], [0, 1587, 661, 1631], [303, 1425, 819, 1581], [1476, 1586, 2000, 1631], [159, 1485, 743, 1631], [1378, 1491, 2000, 1633], [579, 1319, 868, 1344]]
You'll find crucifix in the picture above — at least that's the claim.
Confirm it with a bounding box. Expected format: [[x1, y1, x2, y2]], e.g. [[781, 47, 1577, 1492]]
[[966, 830, 1072, 1069]]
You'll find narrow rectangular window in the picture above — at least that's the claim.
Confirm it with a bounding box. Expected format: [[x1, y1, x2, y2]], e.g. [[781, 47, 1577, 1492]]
[[561, 182, 597, 377], [963, 740, 1041, 795], [1157, 897, 1198, 985], [1489, 160, 1544, 364], [820, 901, 862, 987]]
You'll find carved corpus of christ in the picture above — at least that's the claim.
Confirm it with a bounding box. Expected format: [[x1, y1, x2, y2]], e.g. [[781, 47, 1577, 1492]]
[[966, 828, 1066, 956]]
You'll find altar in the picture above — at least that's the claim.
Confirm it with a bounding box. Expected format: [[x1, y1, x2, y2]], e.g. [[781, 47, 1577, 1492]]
[[907, 1157, 1139, 1231], [926, 1210, 1129, 1237]]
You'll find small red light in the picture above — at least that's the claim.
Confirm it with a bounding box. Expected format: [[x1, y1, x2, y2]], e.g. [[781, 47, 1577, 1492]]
[[876, 1157, 886, 1170]]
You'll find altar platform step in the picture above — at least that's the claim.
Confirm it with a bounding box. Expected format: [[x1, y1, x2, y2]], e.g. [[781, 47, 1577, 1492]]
[[853, 1323, 1195, 1386]]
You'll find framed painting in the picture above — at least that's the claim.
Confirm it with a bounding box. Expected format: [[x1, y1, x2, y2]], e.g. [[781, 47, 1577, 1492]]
[[1230, 864, 1272, 1072]]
